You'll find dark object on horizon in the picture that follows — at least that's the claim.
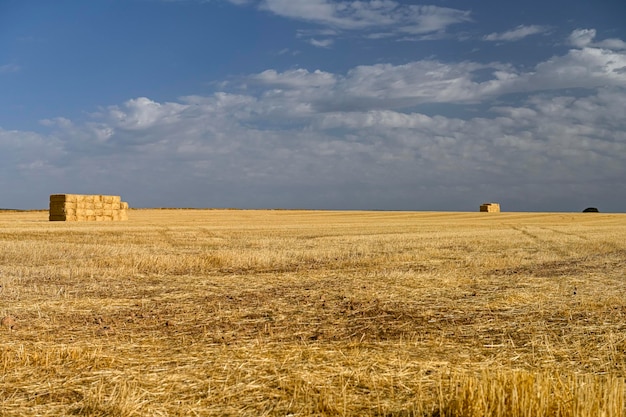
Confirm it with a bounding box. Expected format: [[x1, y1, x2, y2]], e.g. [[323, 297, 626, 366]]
[[582, 207, 599, 213]]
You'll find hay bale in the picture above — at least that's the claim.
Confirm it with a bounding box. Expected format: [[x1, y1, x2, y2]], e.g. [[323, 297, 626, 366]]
[[49, 194, 129, 222], [480, 203, 501, 213]]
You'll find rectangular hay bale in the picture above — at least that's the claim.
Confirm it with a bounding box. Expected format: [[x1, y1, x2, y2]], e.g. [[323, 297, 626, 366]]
[[49, 194, 127, 221], [480, 203, 501, 213]]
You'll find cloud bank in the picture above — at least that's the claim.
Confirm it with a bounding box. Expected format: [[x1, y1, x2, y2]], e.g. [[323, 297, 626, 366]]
[[1, 29, 625, 210]]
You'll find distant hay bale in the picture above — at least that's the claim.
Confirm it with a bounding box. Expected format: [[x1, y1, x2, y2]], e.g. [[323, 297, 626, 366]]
[[49, 194, 129, 222], [480, 203, 501, 213]]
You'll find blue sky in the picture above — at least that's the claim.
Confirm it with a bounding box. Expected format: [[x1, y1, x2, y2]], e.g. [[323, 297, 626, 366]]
[[1, 0, 625, 211]]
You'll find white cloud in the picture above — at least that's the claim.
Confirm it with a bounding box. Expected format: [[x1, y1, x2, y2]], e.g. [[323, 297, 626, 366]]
[[260, 0, 470, 34], [105, 97, 190, 131], [338, 60, 504, 103], [595, 38, 626, 50], [396, 5, 471, 35], [525, 46, 626, 90], [4, 85, 625, 210], [165, 0, 470, 44], [484, 25, 548, 42], [252, 69, 337, 88], [309, 38, 334, 48], [39, 117, 73, 128], [569, 28, 626, 50], [241, 36, 626, 112], [569, 28, 596, 48]]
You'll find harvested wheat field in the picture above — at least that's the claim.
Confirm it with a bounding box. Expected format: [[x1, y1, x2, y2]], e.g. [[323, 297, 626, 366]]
[[0, 209, 625, 416]]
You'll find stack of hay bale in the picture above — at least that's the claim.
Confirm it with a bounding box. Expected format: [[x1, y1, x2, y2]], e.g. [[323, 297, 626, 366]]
[[49, 194, 129, 221], [480, 202, 501, 213]]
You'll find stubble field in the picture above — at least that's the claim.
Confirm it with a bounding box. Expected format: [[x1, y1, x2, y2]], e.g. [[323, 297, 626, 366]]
[[0, 209, 625, 416]]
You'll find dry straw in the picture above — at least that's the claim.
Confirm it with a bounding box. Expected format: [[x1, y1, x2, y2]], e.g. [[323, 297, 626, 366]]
[[49, 194, 129, 222], [480, 202, 501, 212], [1, 209, 625, 415]]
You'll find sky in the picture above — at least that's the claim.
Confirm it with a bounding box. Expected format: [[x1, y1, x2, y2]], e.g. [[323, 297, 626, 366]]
[[1, 0, 625, 211]]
